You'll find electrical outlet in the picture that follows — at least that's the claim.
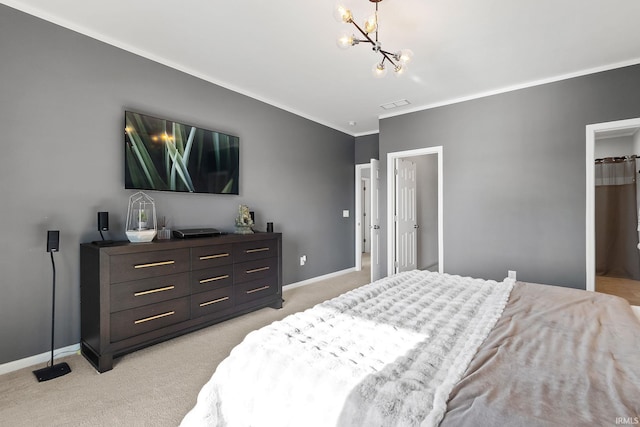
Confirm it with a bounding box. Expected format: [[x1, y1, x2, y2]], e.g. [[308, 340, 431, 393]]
[[508, 270, 516, 280], [300, 255, 307, 266], [343, 210, 350, 218]]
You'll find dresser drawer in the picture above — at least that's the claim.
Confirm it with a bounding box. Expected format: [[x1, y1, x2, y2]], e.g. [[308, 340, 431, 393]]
[[110, 249, 190, 283], [191, 287, 234, 318], [191, 244, 233, 270], [110, 297, 190, 342], [191, 265, 233, 294], [234, 257, 278, 284], [234, 277, 278, 305], [233, 239, 277, 262], [110, 273, 190, 313]]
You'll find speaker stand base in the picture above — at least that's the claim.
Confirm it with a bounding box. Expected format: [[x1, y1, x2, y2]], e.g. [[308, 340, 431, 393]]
[[33, 362, 71, 382]]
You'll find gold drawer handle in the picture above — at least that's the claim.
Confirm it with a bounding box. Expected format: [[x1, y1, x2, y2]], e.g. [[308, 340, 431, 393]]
[[246, 247, 270, 253], [246, 285, 270, 294], [200, 274, 230, 284], [246, 266, 270, 274], [134, 285, 175, 297], [199, 296, 230, 307], [199, 253, 229, 260], [134, 260, 175, 269], [134, 311, 175, 324]]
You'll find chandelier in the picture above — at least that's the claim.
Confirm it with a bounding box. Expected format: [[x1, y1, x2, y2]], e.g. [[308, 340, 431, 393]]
[[335, 0, 414, 77]]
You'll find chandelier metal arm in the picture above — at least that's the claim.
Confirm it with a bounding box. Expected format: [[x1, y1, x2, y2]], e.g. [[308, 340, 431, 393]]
[[349, 19, 375, 45], [348, 18, 398, 68], [379, 50, 398, 65]]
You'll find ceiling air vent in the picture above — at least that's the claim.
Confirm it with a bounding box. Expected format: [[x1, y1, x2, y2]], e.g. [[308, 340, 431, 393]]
[[380, 99, 411, 110]]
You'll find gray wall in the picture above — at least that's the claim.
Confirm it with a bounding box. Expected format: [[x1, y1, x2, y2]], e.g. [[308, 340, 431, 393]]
[[380, 64, 640, 288], [355, 133, 379, 164], [0, 5, 355, 364]]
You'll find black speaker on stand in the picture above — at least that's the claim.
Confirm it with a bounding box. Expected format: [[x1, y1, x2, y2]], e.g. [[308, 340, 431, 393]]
[[33, 230, 72, 382], [93, 211, 113, 246]]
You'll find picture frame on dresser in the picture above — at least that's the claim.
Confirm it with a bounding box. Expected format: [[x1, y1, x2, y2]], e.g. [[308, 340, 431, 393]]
[[80, 233, 282, 373]]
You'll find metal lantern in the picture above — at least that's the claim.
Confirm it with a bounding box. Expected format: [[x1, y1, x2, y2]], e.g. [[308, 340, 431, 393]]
[[125, 191, 157, 242]]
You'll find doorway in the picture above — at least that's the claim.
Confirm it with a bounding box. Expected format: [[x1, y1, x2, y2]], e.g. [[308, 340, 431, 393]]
[[387, 147, 444, 275], [586, 117, 640, 306]]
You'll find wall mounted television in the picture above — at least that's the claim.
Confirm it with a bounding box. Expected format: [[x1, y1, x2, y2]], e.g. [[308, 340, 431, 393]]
[[125, 111, 239, 194]]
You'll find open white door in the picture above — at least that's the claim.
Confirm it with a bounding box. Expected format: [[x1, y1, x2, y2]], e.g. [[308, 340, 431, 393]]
[[395, 158, 417, 272], [370, 158, 382, 281]]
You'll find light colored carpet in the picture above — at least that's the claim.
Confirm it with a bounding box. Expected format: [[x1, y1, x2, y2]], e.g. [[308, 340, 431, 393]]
[[0, 264, 371, 427]]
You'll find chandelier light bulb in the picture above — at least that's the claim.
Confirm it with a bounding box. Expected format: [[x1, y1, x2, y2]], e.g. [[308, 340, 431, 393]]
[[372, 62, 388, 78], [393, 63, 407, 77], [337, 33, 355, 49], [397, 49, 414, 64], [334, 4, 353, 23], [363, 14, 378, 34]]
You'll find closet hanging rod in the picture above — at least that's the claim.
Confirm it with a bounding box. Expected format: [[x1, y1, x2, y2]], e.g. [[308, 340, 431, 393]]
[[594, 155, 640, 163]]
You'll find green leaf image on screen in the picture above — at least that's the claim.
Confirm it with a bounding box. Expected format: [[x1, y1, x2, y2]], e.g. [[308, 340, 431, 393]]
[[125, 111, 239, 195]]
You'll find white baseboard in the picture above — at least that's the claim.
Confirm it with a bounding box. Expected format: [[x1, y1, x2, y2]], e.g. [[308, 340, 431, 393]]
[[0, 343, 80, 376], [284, 267, 356, 290]]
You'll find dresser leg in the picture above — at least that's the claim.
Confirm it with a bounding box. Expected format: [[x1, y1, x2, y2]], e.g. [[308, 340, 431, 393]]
[[97, 354, 113, 373], [81, 342, 113, 373]]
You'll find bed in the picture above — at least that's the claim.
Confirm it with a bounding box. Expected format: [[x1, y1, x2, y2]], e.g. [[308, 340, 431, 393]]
[[181, 270, 640, 426]]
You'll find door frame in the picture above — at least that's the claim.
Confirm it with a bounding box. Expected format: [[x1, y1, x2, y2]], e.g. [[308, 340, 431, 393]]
[[387, 146, 444, 275], [355, 163, 371, 273], [585, 117, 640, 292]]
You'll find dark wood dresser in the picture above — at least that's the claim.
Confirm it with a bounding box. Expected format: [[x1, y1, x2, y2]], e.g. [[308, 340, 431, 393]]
[[80, 233, 282, 372]]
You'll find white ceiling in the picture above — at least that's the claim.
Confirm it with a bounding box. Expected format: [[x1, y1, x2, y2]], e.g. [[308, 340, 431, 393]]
[[4, 0, 640, 136]]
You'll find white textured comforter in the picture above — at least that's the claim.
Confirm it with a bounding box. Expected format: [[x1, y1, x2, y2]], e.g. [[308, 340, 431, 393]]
[[181, 270, 514, 427]]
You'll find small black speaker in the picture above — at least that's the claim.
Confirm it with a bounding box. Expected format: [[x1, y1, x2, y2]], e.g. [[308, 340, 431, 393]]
[[98, 211, 109, 231], [46, 230, 60, 252]]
